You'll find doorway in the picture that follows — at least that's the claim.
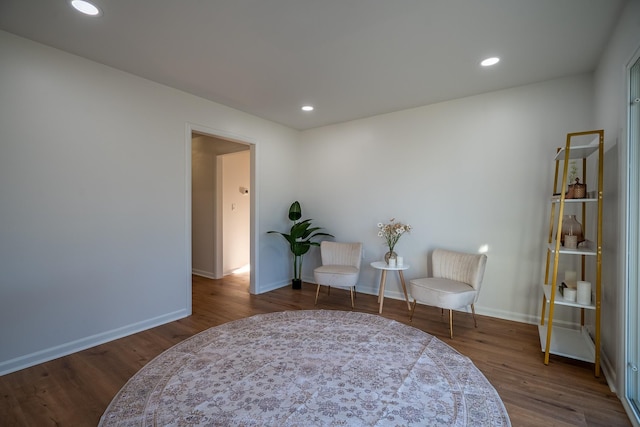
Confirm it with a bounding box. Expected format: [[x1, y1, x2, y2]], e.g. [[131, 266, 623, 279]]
[[187, 124, 256, 295]]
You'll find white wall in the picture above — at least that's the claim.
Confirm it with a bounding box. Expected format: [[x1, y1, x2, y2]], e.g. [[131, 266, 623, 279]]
[[222, 151, 251, 274], [192, 135, 217, 277], [0, 30, 300, 374], [593, 0, 640, 397], [2, 5, 637, 377], [299, 75, 594, 324]]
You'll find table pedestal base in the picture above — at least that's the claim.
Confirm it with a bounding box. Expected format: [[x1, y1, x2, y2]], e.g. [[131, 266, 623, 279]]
[[376, 269, 411, 314]]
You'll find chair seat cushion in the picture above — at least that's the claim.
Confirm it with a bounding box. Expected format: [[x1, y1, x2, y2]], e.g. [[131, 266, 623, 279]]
[[409, 277, 477, 310], [314, 265, 359, 288]]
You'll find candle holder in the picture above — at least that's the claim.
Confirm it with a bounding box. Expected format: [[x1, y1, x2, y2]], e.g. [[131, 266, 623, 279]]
[[561, 215, 584, 245], [577, 281, 592, 305], [564, 288, 577, 302], [564, 234, 578, 249]]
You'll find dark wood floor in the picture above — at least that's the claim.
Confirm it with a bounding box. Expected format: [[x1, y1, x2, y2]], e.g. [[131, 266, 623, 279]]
[[0, 274, 632, 426]]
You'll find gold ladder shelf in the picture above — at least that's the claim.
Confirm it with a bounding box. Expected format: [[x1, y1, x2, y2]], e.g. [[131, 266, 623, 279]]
[[539, 129, 603, 377]]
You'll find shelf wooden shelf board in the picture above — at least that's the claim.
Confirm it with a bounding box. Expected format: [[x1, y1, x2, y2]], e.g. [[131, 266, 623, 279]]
[[554, 144, 599, 161], [550, 196, 598, 203], [541, 284, 595, 309], [538, 324, 595, 363], [547, 240, 597, 256]]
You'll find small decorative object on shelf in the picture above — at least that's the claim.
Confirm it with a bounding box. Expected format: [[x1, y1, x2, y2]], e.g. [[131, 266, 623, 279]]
[[565, 234, 578, 249], [564, 288, 577, 302], [561, 214, 583, 245], [566, 161, 579, 198], [377, 218, 411, 265], [568, 177, 587, 199], [577, 281, 592, 305], [565, 270, 577, 286]]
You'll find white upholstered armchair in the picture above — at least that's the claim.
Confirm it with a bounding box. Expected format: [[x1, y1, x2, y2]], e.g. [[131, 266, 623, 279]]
[[409, 248, 487, 338], [314, 241, 363, 308]]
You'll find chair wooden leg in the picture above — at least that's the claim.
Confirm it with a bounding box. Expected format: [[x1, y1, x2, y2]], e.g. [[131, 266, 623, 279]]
[[315, 284, 321, 305], [471, 304, 478, 328], [349, 287, 355, 309], [409, 299, 417, 322], [449, 309, 454, 339]]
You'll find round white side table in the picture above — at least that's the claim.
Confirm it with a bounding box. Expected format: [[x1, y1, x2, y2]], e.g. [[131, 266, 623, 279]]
[[370, 261, 411, 314]]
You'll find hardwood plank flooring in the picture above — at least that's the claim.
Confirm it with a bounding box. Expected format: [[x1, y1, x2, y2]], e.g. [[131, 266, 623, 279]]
[[0, 274, 631, 426]]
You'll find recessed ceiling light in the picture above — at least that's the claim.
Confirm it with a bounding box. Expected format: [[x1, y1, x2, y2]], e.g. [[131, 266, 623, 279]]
[[301, 105, 314, 112], [70, 0, 102, 16], [481, 57, 500, 67]]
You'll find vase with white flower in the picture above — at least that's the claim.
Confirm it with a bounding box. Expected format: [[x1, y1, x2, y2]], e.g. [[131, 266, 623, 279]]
[[377, 218, 412, 264]]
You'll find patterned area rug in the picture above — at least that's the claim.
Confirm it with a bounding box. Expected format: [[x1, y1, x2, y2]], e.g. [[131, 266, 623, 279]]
[[99, 310, 510, 426]]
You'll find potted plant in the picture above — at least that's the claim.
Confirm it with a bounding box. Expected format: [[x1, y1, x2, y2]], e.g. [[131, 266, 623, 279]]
[[566, 161, 578, 198], [268, 201, 333, 289], [566, 161, 586, 199]]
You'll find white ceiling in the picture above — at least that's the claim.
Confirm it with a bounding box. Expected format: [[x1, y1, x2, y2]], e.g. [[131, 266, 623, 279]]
[[0, 0, 626, 130]]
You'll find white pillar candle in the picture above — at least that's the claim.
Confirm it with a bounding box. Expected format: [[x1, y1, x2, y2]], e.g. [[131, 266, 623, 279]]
[[564, 288, 577, 302], [564, 235, 578, 249], [388, 258, 396, 267], [396, 256, 404, 267], [577, 281, 592, 305]]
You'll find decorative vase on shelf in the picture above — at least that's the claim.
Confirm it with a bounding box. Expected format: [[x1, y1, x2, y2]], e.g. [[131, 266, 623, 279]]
[[568, 177, 587, 199], [561, 214, 584, 245], [384, 251, 397, 264]]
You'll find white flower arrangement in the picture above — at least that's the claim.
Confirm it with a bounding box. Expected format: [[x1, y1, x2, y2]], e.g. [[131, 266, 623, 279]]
[[377, 218, 412, 253]]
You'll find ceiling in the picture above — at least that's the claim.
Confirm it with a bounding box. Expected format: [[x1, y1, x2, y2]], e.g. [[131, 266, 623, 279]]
[[0, 0, 626, 130], [193, 133, 249, 155]]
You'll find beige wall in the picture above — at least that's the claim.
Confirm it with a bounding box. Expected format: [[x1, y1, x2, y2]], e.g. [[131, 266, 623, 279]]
[[222, 151, 251, 274], [0, 30, 300, 375], [192, 135, 217, 277], [593, 0, 640, 400], [300, 74, 594, 325]]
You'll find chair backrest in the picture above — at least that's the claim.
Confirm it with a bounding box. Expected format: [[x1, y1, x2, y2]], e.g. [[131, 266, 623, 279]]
[[432, 248, 487, 291], [320, 241, 363, 269]]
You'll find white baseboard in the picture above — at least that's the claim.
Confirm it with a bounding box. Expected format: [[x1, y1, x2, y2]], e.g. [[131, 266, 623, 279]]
[[0, 309, 190, 377], [192, 269, 216, 279], [258, 279, 294, 293], [474, 306, 539, 325], [600, 349, 616, 393], [301, 276, 561, 327], [621, 398, 640, 427]]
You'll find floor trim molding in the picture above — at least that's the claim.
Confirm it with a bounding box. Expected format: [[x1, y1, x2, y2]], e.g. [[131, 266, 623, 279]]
[[0, 309, 189, 376]]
